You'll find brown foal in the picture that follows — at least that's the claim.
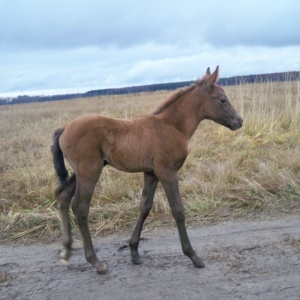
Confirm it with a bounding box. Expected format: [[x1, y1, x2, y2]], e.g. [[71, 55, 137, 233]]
[[51, 66, 243, 273]]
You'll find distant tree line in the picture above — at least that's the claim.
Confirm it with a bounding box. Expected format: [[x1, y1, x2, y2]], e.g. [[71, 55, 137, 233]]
[[219, 71, 300, 85], [1, 71, 299, 106]]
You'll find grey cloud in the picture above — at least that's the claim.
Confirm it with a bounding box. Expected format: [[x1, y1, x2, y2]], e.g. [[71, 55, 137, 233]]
[[204, 1, 300, 47], [1, 0, 300, 96], [2, 0, 299, 51], [0, 1, 181, 49]]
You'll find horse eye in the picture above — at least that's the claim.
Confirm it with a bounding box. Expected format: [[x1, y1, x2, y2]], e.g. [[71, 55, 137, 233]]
[[220, 99, 227, 104]]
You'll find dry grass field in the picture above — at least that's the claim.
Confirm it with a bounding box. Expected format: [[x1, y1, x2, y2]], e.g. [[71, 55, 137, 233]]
[[1, 80, 300, 242]]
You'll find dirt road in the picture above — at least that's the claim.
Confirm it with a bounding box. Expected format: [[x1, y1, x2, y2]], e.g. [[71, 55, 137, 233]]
[[1, 216, 300, 300]]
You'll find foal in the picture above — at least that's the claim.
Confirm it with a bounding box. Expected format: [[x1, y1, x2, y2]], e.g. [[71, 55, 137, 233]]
[[51, 66, 243, 273]]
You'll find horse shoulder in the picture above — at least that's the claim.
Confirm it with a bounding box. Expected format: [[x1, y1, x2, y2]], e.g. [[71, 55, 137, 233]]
[[144, 118, 188, 172]]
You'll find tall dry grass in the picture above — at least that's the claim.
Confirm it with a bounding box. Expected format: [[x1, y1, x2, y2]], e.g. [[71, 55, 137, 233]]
[[1, 81, 300, 242]]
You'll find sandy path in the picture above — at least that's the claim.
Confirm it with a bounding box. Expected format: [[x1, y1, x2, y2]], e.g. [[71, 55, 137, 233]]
[[1, 216, 300, 300]]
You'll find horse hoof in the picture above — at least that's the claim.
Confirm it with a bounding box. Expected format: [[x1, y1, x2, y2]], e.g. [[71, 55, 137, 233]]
[[96, 263, 108, 274], [60, 250, 70, 265], [131, 256, 142, 265], [193, 260, 205, 268], [60, 258, 70, 265]]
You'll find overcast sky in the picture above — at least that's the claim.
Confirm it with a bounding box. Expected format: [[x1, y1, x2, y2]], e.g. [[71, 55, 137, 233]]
[[0, 0, 299, 97]]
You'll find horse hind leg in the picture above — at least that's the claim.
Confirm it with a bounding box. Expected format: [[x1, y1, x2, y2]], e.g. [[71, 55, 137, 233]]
[[71, 165, 107, 274], [55, 174, 76, 264]]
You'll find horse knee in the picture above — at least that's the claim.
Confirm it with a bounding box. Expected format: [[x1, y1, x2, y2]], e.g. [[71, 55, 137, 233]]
[[171, 207, 185, 223], [74, 211, 87, 224], [72, 203, 88, 224], [140, 200, 152, 216]]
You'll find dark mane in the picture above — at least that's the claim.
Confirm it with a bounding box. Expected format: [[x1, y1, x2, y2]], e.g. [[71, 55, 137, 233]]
[[152, 84, 197, 115], [151, 74, 210, 115]]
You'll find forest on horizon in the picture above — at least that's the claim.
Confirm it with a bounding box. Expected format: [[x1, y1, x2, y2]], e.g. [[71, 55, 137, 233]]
[[0, 71, 299, 106]]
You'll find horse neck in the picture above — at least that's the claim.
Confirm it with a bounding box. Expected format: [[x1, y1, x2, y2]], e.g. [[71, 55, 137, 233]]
[[158, 87, 205, 140]]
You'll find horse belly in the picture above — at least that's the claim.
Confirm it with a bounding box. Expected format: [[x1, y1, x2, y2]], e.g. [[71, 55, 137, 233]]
[[104, 144, 153, 173], [110, 161, 152, 173]]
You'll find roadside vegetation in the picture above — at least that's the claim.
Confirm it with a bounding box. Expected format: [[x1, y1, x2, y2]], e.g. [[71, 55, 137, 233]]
[[1, 80, 300, 242]]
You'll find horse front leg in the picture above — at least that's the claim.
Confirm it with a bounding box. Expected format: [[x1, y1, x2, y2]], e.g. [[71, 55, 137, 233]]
[[130, 172, 158, 264], [160, 172, 205, 268]]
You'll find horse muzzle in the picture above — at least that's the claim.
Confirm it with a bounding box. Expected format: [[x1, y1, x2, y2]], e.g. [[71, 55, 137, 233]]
[[230, 116, 243, 131]]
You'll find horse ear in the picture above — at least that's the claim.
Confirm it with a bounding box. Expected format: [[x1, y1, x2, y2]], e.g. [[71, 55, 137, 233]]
[[206, 67, 211, 76], [206, 65, 219, 86]]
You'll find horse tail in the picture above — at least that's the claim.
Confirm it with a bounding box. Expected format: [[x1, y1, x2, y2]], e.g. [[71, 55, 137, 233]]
[[51, 128, 69, 185]]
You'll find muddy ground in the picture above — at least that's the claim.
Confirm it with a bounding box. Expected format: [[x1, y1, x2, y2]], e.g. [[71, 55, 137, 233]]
[[1, 215, 300, 300]]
